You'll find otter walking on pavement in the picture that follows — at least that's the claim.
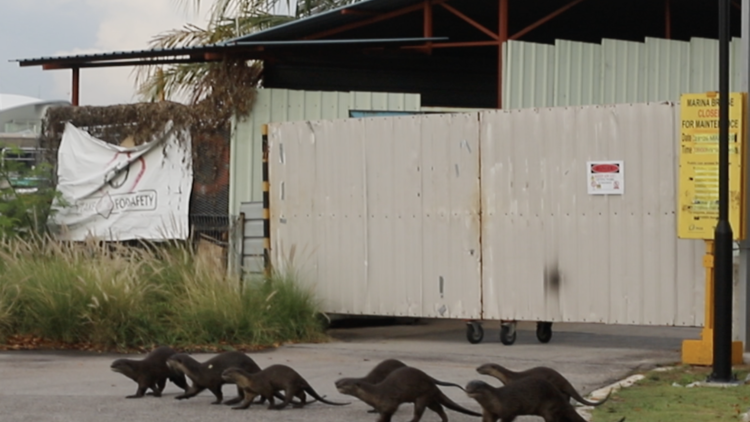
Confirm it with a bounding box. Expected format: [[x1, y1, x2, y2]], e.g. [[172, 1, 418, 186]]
[[110, 346, 188, 399], [336, 366, 481, 422]]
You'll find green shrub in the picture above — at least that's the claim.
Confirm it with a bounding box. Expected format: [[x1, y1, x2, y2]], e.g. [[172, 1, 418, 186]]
[[0, 146, 60, 237], [0, 235, 326, 350]]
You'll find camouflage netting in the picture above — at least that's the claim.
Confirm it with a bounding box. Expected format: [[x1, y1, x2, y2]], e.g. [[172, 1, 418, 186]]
[[40, 59, 261, 241]]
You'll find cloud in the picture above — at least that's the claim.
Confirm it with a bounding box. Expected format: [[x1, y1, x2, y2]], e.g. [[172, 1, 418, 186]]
[[51, 0, 211, 105]]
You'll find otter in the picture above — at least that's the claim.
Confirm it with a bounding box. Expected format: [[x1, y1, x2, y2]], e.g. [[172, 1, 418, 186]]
[[221, 364, 350, 410], [336, 366, 481, 422], [465, 379, 625, 422], [476, 363, 610, 406], [110, 346, 189, 398], [166, 351, 263, 405], [337, 359, 408, 413], [349, 359, 409, 384]]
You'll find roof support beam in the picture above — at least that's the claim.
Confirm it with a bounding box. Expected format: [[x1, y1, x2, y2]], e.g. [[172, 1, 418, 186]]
[[405, 40, 499, 48], [509, 0, 587, 40], [424, 0, 433, 53], [440, 3, 499, 40], [498, 0, 508, 109], [665, 0, 671, 39], [305, 0, 450, 40], [71, 67, 80, 106]]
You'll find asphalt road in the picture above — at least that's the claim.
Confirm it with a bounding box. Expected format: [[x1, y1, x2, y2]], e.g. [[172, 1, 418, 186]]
[[0, 319, 700, 422]]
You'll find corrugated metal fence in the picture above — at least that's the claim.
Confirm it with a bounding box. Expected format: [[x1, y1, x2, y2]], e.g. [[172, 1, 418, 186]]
[[268, 102, 705, 326], [503, 37, 743, 109]]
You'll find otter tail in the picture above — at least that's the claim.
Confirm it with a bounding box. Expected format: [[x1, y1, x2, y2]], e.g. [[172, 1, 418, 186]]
[[573, 388, 611, 407], [437, 391, 482, 417], [304, 387, 350, 406], [432, 379, 467, 392]]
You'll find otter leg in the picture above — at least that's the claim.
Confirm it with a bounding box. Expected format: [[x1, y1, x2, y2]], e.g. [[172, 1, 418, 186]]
[[484, 413, 503, 422], [272, 388, 294, 410], [292, 390, 307, 408], [265, 393, 277, 410], [175, 384, 204, 400], [376, 411, 394, 422], [424, 400, 448, 422], [127, 385, 148, 399], [231, 392, 258, 410], [223, 386, 244, 406], [208, 386, 224, 404], [409, 397, 433, 422], [152, 378, 167, 397]]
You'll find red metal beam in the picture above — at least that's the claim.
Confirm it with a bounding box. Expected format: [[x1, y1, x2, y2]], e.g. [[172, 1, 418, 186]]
[[509, 0, 587, 40], [498, 0, 508, 109], [440, 3, 499, 40], [665, 0, 671, 39], [71, 67, 80, 106], [424, 0, 433, 53], [304, 0, 450, 40]]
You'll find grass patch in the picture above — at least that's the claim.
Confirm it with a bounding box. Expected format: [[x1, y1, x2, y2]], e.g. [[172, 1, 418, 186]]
[[0, 235, 327, 351], [591, 364, 750, 422]]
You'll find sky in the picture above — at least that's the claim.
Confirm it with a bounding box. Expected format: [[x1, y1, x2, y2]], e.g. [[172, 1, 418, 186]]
[[0, 0, 218, 105]]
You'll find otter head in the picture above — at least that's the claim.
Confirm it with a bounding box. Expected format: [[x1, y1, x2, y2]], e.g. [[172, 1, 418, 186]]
[[476, 363, 502, 377], [221, 367, 247, 383], [110, 359, 135, 377], [465, 380, 491, 399], [334, 378, 361, 396]]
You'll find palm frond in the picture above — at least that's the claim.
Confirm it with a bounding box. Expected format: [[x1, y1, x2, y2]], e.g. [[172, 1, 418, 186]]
[[136, 0, 365, 106], [148, 24, 214, 50]]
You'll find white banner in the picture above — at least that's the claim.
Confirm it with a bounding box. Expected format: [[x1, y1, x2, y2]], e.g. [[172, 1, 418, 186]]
[[48, 122, 192, 241]]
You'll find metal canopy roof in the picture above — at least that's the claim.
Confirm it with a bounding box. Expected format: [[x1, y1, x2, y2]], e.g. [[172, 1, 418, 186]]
[[15, 36, 448, 69]]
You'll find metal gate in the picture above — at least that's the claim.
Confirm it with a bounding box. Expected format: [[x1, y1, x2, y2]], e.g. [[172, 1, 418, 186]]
[[267, 103, 704, 326]]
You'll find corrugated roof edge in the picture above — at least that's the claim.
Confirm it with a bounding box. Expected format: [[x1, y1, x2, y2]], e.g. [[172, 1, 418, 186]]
[[13, 37, 446, 65]]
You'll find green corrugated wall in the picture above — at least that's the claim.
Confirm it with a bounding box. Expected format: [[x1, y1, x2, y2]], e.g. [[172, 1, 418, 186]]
[[503, 36, 744, 110]]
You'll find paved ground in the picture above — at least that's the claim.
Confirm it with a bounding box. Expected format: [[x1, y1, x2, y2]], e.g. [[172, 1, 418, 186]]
[[0, 319, 700, 422]]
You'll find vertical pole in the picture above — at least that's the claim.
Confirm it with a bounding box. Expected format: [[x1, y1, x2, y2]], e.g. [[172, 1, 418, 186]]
[[665, 0, 672, 39], [711, 0, 734, 382], [498, 0, 508, 109], [261, 124, 271, 277], [71, 68, 80, 106], [423, 0, 433, 54], [739, 0, 750, 353]]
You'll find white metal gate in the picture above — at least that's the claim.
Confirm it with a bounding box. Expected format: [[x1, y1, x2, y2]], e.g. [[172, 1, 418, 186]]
[[268, 114, 482, 319], [267, 103, 705, 326]]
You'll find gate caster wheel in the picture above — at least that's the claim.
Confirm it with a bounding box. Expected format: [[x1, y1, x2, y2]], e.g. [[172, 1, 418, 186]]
[[536, 321, 553, 343], [500, 322, 517, 345], [466, 322, 484, 344]]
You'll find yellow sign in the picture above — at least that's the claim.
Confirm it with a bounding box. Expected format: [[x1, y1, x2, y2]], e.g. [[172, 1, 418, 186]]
[[678, 92, 746, 240]]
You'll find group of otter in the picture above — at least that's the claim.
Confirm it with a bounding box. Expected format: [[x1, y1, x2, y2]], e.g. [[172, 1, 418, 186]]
[[110, 346, 626, 422]]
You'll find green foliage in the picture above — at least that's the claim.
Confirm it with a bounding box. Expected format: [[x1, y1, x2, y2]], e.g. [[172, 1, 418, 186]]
[[0, 146, 60, 238], [591, 365, 750, 422], [0, 236, 327, 350]]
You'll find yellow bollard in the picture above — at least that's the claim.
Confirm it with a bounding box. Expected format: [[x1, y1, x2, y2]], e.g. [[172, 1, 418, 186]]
[[681, 240, 744, 365]]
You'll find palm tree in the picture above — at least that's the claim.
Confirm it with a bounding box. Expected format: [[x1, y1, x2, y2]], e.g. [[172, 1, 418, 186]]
[[135, 0, 359, 103]]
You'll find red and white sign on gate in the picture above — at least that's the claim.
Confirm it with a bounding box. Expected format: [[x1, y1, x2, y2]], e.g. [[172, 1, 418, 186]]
[[587, 160, 624, 195]]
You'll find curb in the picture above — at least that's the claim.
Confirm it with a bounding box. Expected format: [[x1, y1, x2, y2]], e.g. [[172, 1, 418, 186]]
[[575, 374, 645, 421]]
